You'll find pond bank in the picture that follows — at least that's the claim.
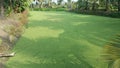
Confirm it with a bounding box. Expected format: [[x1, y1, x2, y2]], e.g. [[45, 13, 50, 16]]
[[0, 10, 28, 68]]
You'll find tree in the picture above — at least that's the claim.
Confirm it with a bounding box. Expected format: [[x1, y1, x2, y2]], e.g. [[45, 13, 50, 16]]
[[92, 1, 96, 10], [39, 0, 44, 8], [0, 0, 4, 17], [118, 0, 120, 11], [0, 0, 28, 16], [85, 0, 89, 10], [48, 0, 52, 7], [77, 0, 82, 9], [105, 0, 111, 11], [57, 0, 63, 5], [67, 0, 72, 9], [92, 0, 99, 11]]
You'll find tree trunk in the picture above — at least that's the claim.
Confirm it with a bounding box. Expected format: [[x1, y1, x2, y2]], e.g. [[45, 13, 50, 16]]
[[40, 1, 43, 8], [0, 0, 4, 18], [67, 0, 72, 10], [85, 0, 89, 10], [105, 0, 108, 11], [105, 0, 110, 11], [48, 1, 50, 7], [118, 0, 120, 11], [9, 0, 12, 9], [92, 1, 96, 11]]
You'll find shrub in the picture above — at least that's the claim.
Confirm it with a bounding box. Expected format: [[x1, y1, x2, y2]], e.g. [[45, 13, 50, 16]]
[[32, 8, 65, 11], [4, 24, 24, 38], [71, 10, 120, 18], [19, 10, 28, 26], [0, 42, 10, 53], [102, 34, 120, 67], [0, 17, 26, 43]]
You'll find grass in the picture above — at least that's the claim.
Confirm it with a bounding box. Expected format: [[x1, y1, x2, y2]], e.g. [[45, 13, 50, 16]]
[[6, 11, 120, 68]]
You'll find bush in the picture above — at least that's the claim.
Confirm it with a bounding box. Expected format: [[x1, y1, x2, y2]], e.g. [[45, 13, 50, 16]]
[[109, 12, 120, 18], [19, 10, 28, 26], [71, 10, 120, 18], [32, 8, 65, 11], [3, 22, 23, 40], [103, 34, 120, 67]]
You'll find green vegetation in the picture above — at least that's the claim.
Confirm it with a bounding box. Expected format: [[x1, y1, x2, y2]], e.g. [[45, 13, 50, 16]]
[[0, 0, 28, 17], [103, 34, 120, 68], [30, 0, 120, 18], [0, 0, 28, 67], [33, 8, 65, 11], [6, 11, 120, 68], [0, 0, 119, 68]]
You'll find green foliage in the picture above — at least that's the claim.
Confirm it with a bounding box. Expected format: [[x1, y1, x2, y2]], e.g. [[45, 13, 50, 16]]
[[72, 10, 120, 18], [71, 0, 120, 17], [72, 0, 120, 18], [2, 0, 29, 15], [57, 0, 63, 5], [103, 34, 120, 67], [77, 0, 86, 9], [33, 8, 65, 11]]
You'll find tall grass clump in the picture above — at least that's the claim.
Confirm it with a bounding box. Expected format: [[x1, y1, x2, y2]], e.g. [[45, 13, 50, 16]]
[[102, 34, 120, 68]]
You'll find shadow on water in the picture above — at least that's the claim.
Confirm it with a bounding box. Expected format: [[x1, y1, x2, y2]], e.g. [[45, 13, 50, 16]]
[[7, 11, 120, 68]]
